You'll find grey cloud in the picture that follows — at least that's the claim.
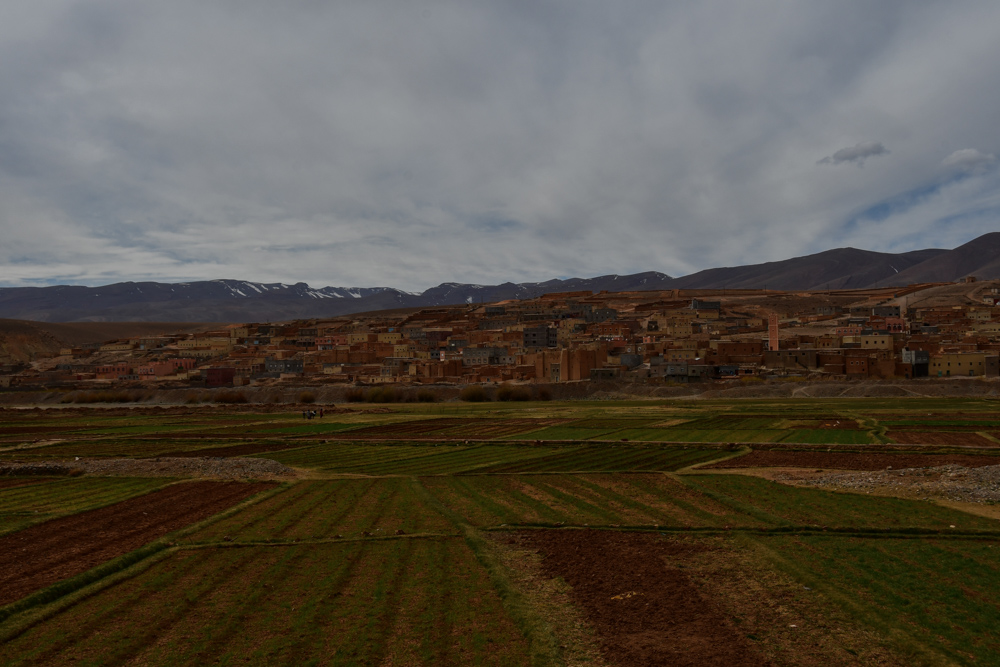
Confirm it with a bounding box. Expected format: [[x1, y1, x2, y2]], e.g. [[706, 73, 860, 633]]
[[0, 1, 999, 289], [817, 141, 890, 166], [942, 148, 996, 172]]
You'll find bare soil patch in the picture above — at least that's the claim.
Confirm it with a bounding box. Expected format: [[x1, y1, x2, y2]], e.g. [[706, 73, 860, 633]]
[[708, 450, 1000, 471], [684, 537, 905, 666], [485, 533, 608, 667], [519, 529, 767, 666], [0, 480, 274, 606]]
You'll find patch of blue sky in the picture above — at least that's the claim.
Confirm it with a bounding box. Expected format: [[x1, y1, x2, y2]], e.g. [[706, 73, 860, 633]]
[[842, 166, 999, 232]]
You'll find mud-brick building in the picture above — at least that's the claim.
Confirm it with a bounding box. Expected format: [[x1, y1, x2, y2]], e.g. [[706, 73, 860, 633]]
[[532, 347, 604, 383], [523, 326, 558, 349], [845, 353, 870, 378], [764, 350, 819, 370], [205, 367, 236, 387], [714, 340, 764, 365], [930, 352, 986, 377]]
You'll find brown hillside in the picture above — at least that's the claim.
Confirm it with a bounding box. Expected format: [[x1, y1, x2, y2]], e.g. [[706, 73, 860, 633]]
[[0, 320, 214, 365], [21, 321, 215, 347]]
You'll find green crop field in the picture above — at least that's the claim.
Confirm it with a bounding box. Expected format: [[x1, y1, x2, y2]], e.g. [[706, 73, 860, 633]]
[[0, 438, 258, 459], [423, 473, 764, 528], [683, 474, 1000, 531], [261, 442, 562, 475], [755, 535, 1000, 664], [0, 540, 530, 666], [473, 444, 725, 473], [183, 478, 454, 543], [3, 397, 1000, 664]]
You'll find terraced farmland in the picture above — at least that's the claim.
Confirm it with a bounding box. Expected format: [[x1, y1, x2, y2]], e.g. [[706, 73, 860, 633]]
[[0, 539, 530, 666], [261, 442, 563, 475], [3, 398, 1000, 665], [424, 473, 763, 528]]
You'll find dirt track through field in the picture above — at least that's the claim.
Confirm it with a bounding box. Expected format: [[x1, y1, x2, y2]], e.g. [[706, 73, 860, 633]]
[[0, 480, 274, 606], [708, 450, 1000, 470], [519, 529, 767, 666]]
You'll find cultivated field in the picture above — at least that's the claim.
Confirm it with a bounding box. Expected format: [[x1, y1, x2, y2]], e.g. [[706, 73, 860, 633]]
[[1, 397, 1000, 665]]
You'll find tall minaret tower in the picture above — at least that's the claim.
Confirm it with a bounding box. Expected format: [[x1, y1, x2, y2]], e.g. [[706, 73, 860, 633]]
[[768, 313, 779, 351]]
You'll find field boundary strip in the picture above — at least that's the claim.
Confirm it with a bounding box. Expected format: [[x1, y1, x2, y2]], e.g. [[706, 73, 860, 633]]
[[178, 532, 460, 549], [675, 446, 752, 472], [478, 524, 1000, 539], [409, 477, 566, 667]]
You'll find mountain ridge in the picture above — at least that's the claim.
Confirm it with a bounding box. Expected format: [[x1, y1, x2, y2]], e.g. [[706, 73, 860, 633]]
[[1, 234, 997, 322]]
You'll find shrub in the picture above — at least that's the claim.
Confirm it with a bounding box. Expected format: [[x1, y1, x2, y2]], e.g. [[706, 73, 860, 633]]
[[70, 390, 138, 404], [367, 387, 401, 404], [298, 390, 316, 404], [184, 392, 202, 404], [459, 385, 490, 402], [496, 385, 531, 402], [535, 387, 552, 401], [215, 390, 249, 404], [345, 388, 366, 403], [416, 389, 437, 403]]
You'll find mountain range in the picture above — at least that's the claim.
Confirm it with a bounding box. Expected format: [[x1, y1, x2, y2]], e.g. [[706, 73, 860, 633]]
[[1, 232, 998, 322]]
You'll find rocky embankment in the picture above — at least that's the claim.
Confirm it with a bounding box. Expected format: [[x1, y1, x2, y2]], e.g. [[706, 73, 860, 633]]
[[796, 464, 1000, 504]]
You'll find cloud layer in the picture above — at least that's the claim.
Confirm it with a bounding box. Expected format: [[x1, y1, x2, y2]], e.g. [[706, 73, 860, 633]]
[[1, 1, 999, 289], [818, 142, 890, 166]]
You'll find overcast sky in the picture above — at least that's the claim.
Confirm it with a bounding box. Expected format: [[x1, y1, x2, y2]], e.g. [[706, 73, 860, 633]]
[[2, 1, 999, 290]]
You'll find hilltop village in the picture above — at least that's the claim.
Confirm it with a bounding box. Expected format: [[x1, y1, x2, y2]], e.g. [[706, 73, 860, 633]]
[[5, 279, 1000, 392]]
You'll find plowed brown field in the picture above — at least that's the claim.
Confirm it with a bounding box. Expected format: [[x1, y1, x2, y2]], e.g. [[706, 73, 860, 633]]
[[885, 431, 998, 447], [518, 529, 767, 666], [0, 480, 274, 606]]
